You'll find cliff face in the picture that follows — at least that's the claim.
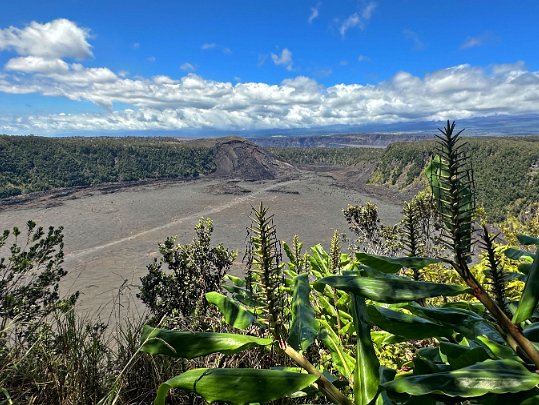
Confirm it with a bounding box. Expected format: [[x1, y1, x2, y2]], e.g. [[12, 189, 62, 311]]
[[212, 138, 296, 180]]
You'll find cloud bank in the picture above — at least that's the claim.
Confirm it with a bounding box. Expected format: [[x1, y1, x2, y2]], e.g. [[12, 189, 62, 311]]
[[1, 19, 539, 134]]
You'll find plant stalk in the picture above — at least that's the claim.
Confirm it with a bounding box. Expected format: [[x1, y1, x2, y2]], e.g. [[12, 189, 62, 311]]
[[280, 340, 354, 405], [453, 258, 539, 369]]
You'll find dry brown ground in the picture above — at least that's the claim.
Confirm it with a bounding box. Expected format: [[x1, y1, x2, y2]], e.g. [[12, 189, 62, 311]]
[[0, 168, 406, 320]]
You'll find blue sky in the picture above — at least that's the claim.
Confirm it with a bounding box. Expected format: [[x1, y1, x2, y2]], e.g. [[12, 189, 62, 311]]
[[1, 1, 539, 135]]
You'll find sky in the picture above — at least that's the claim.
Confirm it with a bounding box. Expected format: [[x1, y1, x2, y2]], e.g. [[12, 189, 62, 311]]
[[1, 1, 539, 135]]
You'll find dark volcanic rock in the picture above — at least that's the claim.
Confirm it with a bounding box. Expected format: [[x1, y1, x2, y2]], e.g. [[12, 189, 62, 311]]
[[212, 138, 296, 180]]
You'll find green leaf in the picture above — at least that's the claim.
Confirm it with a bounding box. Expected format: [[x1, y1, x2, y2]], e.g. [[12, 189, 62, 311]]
[[356, 253, 441, 273], [517, 234, 539, 246], [367, 305, 452, 340], [523, 323, 539, 342], [438, 342, 491, 369], [382, 359, 539, 398], [154, 368, 318, 405], [140, 326, 272, 359], [205, 292, 257, 330], [316, 274, 469, 303], [309, 244, 330, 277], [405, 303, 505, 344], [319, 320, 355, 380], [505, 247, 534, 261], [476, 335, 523, 362], [371, 331, 409, 346], [351, 295, 380, 405], [513, 247, 539, 324], [288, 273, 319, 351]]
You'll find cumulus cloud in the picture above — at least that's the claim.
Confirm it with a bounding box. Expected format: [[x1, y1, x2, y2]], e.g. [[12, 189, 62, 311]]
[[2, 59, 539, 133], [0, 18, 92, 59], [5, 56, 69, 74], [271, 48, 293, 71], [339, 2, 376, 38], [308, 3, 320, 24], [1, 19, 539, 134]]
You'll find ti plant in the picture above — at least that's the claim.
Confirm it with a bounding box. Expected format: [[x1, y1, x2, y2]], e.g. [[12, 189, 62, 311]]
[[139, 122, 539, 404]]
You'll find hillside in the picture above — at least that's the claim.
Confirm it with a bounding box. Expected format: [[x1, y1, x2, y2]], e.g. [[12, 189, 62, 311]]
[[371, 137, 539, 220], [0, 135, 292, 199]]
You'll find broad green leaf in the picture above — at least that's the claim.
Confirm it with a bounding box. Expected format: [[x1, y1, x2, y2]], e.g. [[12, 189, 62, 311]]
[[382, 359, 539, 398], [439, 342, 491, 369], [140, 326, 271, 359], [224, 274, 246, 287], [319, 320, 355, 380], [413, 356, 451, 375], [517, 234, 539, 246], [376, 367, 397, 405], [523, 323, 539, 342], [205, 292, 256, 330], [476, 335, 523, 362], [367, 305, 452, 340], [519, 262, 532, 276], [351, 295, 380, 405], [416, 347, 443, 363], [405, 303, 505, 344], [505, 247, 534, 261], [371, 331, 409, 346], [356, 253, 441, 273], [481, 389, 539, 405], [513, 247, 539, 324], [154, 368, 318, 405], [288, 273, 319, 351], [316, 274, 469, 303], [309, 244, 330, 277]]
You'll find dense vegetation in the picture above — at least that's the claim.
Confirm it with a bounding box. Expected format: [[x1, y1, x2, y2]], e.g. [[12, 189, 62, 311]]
[[268, 146, 384, 166], [2, 123, 539, 403], [371, 137, 539, 220], [0, 135, 216, 198], [1, 134, 538, 221]]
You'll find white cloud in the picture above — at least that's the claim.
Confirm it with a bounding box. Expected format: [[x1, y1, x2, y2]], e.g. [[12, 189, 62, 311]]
[[339, 2, 376, 38], [271, 48, 293, 71], [202, 42, 232, 54], [3, 61, 539, 133], [403, 29, 424, 50], [357, 54, 370, 62], [1, 20, 539, 134], [461, 33, 495, 49], [5, 56, 69, 74], [131, 42, 140, 49], [0, 19, 92, 59], [180, 63, 196, 72], [308, 3, 320, 24]]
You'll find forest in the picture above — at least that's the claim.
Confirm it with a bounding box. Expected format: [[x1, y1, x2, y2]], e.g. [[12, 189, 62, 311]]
[[2, 134, 537, 222], [0, 135, 216, 198], [270, 137, 539, 221]]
